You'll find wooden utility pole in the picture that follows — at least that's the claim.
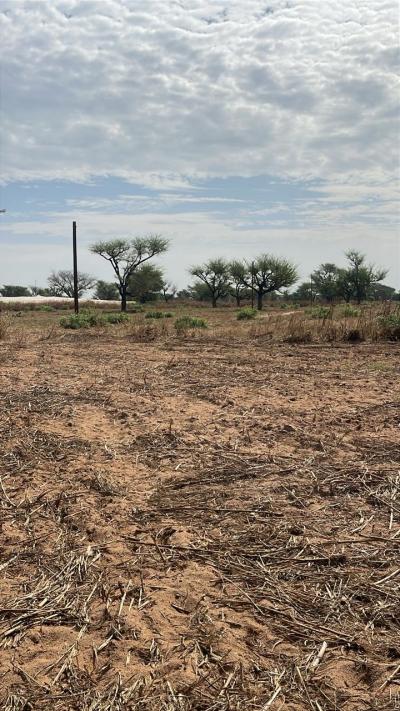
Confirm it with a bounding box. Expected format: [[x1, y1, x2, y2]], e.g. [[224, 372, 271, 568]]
[[251, 261, 255, 309], [72, 221, 79, 314]]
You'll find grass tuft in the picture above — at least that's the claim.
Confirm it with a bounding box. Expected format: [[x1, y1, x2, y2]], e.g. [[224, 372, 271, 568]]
[[305, 306, 332, 320], [145, 311, 173, 319], [237, 307, 258, 321], [175, 316, 208, 333]]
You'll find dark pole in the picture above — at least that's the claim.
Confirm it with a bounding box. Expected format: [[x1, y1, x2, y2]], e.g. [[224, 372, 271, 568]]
[[251, 261, 254, 309], [72, 221, 79, 314]]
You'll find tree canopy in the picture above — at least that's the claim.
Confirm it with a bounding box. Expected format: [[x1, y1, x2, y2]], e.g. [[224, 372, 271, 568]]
[[189, 258, 231, 308], [240, 255, 298, 310], [47, 270, 95, 298], [90, 236, 168, 311]]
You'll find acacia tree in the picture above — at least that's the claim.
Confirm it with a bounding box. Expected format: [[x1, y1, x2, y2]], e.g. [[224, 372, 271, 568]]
[[161, 280, 177, 302], [229, 260, 248, 307], [240, 255, 298, 310], [292, 281, 315, 304], [90, 236, 168, 311], [189, 258, 231, 308], [1, 285, 31, 297], [94, 280, 119, 300], [336, 269, 354, 303], [311, 263, 339, 303], [47, 270, 96, 298], [128, 264, 164, 303], [343, 250, 387, 304]]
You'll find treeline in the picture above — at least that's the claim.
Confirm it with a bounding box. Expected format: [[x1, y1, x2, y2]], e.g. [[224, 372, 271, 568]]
[[1, 237, 399, 311]]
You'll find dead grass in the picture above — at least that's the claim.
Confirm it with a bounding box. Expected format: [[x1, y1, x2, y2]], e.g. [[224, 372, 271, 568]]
[[0, 313, 399, 710]]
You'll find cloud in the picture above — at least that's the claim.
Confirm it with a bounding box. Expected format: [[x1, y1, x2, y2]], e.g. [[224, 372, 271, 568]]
[[1, 0, 398, 190]]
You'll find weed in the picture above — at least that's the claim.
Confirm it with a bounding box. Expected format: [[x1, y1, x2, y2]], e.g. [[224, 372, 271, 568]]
[[237, 307, 257, 321], [105, 312, 130, 324], [60, 311, 105, 329], [145, 311, 172, 319], [305, 306, 332, 320], [340, 305, 360, 318], [175, 316, 208, 333], [377, 313, 400, 341]]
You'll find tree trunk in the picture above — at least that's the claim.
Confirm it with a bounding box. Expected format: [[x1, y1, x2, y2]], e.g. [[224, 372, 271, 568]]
[[257, 290, 263, 310], [212, 295, 217, 308], [121, 286, 127, 312], [236, 291, 241, 307]]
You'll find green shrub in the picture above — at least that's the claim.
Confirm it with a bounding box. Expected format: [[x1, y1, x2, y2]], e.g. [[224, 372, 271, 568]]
[[60, 310, 105, 329], [106, 312, 130, 324], [378, 314, 400, 341], [305, 306, 332, 320], [340, 305, 360, 318], [145, 311, 166, 319], [237, 307, 257, 321], [37, 304, 53, 312], [175, 316, 208, 333]]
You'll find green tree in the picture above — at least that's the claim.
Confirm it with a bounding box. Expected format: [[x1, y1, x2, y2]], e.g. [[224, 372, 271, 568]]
[[241, 255, 298, 310], [188, 281, 214, 302], [342, 250, 387, 304], [368, 283, 396, 301], [128, 264, 164, 303], [94, 280, 119, 300], [47, 270, 96, 298], [311, 263, 339, 303], [161, 280, 177, 302], [292, 281, 316, 304], [229, 260, 248, 307], [90, 236, 168, 311], [30, 285, 51, 296], [0, 285, 30, 297], [189, 258, 231, 308], [336, 269, 354, 303]]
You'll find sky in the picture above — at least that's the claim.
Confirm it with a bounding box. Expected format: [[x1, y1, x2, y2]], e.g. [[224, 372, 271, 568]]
[[0, 0, 399, 290]]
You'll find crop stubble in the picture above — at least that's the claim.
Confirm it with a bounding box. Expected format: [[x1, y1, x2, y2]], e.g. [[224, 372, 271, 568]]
[[0, 331, 399, 710]]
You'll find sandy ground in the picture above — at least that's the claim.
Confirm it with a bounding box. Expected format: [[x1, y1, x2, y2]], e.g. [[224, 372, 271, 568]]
[[0, 324, 399, 709]]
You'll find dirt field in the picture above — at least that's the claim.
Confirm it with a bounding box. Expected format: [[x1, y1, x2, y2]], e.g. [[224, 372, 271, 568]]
[[0, 313, 399, 710]]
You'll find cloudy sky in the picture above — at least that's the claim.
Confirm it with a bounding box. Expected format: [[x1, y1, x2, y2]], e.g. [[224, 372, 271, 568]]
[[0, 0, 399, 289]]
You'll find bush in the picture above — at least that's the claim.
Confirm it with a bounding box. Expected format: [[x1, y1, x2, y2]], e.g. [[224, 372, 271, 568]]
[[378, 314, 400, 341], [145, 310, 172, 319], [37, 304, 54, 312], [60, 311, 105, 329], [305, 306, 332, 320], [175, 316, 208, 333], [237, 307, 257, 321], [340, 305, 360, 318], [106, 312, 130, 324]]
